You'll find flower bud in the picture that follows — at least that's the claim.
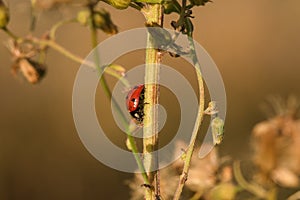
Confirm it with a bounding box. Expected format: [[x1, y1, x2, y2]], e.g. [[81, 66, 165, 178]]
[[104, 0, 131, 10], [0, 2, 9, 29], [93, 9, 118, 35], [77, 10, 91, 26]]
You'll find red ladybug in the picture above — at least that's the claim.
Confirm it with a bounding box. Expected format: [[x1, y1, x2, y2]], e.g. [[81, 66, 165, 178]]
[[126, 84, 145, 122]]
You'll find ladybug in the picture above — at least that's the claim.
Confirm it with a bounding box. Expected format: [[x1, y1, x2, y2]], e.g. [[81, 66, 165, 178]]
[[126, 84, 145, 122]]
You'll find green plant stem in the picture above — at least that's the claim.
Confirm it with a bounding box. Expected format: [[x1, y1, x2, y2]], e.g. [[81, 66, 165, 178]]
[[41, 39, 129, 86], [189, 190, 203, 200], [176, 0, 187, 28], [2, 27, 18, 40], [142, 4, 163, 200], [233, 161, 267, 198], [30, 0, 37, 32], [48, 39, 127, 85], [88, 6, 150, 185], [50, 18, 77, 40], [173, 32, 205, 200], [43, 39, 88, 64]]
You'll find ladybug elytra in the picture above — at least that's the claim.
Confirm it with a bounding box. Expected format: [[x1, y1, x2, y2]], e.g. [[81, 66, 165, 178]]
[[126, 84, 145, 122]]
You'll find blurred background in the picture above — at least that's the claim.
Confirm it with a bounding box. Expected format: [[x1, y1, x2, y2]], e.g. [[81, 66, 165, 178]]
[[0, 0, 299, 199]]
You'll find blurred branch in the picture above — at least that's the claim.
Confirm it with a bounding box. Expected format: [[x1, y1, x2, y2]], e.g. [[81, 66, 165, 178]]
[[50, 18, 77, 40], [2, 27, 18, 40], [287, 191, 300, 200], [233, 161, 267, 198]]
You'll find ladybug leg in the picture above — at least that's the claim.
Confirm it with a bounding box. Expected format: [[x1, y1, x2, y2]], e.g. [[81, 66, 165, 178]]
[[141, 184, 154, 190]]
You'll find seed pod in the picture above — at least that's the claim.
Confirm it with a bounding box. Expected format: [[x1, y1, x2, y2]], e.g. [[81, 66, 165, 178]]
[[0, 2, 9, 28], [104, 0, 131, 10]]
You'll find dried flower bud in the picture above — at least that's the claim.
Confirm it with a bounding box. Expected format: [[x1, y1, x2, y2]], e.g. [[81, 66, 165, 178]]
[[77, 10, 91, 26], [204, 101, 218, 115], [219, 165, 233, 183], [188, 0, 211, 6], [0, 2, 9, 28], [93, 9, 118, 35], [103, 0, 131, 10], [12, 58, 47, 84], [252, 98, 300, 187], [271, 167, 299, 188]]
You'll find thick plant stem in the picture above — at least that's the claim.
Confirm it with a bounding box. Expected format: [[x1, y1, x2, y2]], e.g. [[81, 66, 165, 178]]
[[143, 4, 163, 200], [173, 36, 205, 200]]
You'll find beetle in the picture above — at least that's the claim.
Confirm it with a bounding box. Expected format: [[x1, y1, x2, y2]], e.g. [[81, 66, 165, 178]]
[[126, 84, 145, 122]]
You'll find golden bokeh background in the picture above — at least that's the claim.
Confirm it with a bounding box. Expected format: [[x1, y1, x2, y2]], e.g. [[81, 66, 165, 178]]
[[0, 0, 299, 199]]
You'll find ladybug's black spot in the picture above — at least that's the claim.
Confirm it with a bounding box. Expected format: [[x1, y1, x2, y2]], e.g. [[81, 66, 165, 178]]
[[131, 98, 135, 102], [141, 184, 153, 189]]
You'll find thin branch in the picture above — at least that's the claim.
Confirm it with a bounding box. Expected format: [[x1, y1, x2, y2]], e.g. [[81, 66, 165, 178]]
[[49, 18, 77, 40], [173, 11, 205, 199]]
